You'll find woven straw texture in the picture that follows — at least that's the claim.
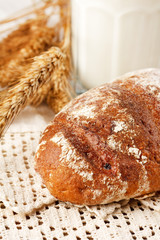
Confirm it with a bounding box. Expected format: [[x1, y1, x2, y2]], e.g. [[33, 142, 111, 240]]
[[0, 131, 160, 240]]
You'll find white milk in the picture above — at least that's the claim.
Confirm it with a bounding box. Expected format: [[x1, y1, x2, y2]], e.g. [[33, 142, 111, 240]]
[[71, 0, 160, 89]]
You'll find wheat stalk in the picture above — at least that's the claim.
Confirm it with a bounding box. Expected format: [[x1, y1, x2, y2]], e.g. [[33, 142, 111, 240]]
[[0, 0, 74, 137], [46, 47, 74, 112], [46, 73, 73, 113], [30, 0, 74, 109], [0, 46, 68, 137], [0, 0, 69, 88], [46, 0, 75, 112], [0, 0, 69, 108], [0, 17, 61, 87], [47, 90, 72, 113]]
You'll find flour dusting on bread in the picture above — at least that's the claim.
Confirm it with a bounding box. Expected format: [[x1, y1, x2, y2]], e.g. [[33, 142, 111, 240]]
[[50, 132, 94, 182]]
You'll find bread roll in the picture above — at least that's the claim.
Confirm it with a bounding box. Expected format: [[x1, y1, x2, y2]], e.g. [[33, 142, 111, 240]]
[[35, 69, 160, 205]]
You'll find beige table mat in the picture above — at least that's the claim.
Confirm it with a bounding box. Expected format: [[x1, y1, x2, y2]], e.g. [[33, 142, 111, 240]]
[[0, 131, 160, 240]]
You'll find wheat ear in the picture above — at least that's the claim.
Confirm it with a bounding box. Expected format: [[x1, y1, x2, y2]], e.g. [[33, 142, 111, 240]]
[[0, 18, 60, 88], [0, 0, 68, 88], [46, 0, 75, 112], [0, 46, 67, 137]]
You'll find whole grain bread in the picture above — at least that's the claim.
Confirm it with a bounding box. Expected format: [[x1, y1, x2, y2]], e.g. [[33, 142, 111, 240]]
[[35, 68, 160, 205]]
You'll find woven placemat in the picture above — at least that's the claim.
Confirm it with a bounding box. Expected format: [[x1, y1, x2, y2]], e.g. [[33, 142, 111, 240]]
[[0, 132, 160, 240]]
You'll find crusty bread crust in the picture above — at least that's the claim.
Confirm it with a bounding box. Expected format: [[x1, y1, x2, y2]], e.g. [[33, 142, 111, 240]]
[[35, 69, 160, 205]]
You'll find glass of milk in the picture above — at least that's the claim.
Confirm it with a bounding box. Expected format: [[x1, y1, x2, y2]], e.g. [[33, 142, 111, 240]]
[[71, 0, 160, 89]]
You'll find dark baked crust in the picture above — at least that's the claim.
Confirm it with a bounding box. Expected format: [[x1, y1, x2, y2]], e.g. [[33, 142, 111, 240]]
[[35, 69, 160, 205]]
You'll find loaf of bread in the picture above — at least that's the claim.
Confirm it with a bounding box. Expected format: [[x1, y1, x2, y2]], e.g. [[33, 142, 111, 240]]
[[35, 68, 160, 205]]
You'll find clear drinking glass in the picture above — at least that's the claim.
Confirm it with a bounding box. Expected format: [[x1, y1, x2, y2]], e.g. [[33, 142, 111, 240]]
[[71, 0, 160, 89]]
